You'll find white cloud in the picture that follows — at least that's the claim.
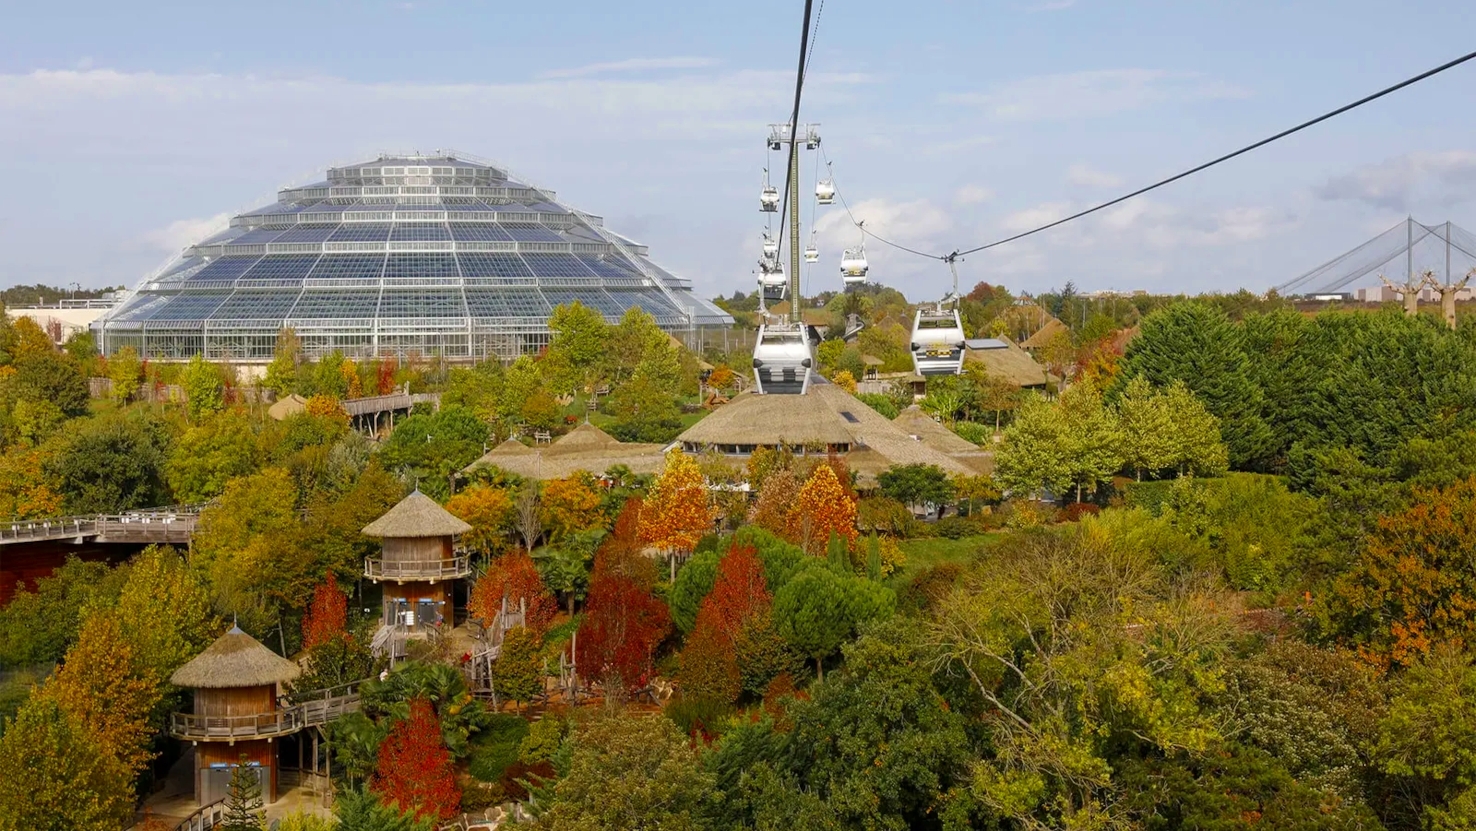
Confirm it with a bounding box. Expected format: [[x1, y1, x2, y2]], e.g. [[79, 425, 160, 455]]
[[941, 68, 1249, 122], [953, 184, 994, 206], [143, 213, 231, 253], [1000, 202, 1072, 234], [538, 56, 721, 80], [1066, 163, 1124, 188], [1315, 150, 1476, 212]]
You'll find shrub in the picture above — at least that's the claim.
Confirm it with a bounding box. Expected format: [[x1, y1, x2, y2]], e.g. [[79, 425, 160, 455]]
[[1058, 502, 1102, 523], [679, 620, 741, 705], [518, 714, 568, 765], [900, 563, 964, 614], [467, 714, 529, 783], [952, 421, 991, 445], [931, 515, 985, 539], [665, 697, 734, 741], [498, 759, 556, 801], [857, 496, 918, 538], [857, 393, 899, 420]]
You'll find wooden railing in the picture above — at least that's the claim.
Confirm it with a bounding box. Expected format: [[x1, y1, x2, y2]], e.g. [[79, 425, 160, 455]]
[[1, 504, 207, 545], [170, 683, 361, 740], [364, 555, 471, 581], [173, 798, 225, 831]]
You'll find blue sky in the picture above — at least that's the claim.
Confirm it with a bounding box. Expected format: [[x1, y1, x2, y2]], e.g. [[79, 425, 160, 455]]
[[1, 0, 1473, 301]]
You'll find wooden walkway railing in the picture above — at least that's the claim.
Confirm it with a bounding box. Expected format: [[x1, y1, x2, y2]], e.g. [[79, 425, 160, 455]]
[[173, 798, 225, 831], [364, 555, 471, 582], [170, 683, 361, 741], [0, 504, 207, 546]]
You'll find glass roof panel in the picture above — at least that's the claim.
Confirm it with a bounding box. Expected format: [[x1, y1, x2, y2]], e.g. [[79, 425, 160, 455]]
[[465, 288, 552, 318], [384, 253, 460, 280], [288, 289, 381, 319], [273, 224, 341, 243], [389, 224, 452, 241], [307, 254, 385, 281], [449, 224, 514, 242], [378, 289, 469, 319], [328, 224, 392, 242], [458, 253, 534, 280], [499, 223, 565, 243], [522, 253, 599, 279]]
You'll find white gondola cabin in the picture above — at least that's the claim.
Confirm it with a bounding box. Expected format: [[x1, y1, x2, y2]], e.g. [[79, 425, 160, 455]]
[[760, 184, 780, 213], [841, 245, 869, 285], [762, 231, 778, 259], [909, 308, 966, 376], [759, 262, 787, 305], [815, 179, 836, 205], [752, 322, 813, 395]]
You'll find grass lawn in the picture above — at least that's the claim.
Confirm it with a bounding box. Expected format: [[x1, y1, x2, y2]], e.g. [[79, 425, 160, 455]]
[[889, 534, 1000, 589]]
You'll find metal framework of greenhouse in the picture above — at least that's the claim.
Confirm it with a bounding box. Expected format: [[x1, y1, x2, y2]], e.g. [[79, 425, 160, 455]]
[[93, 151, 733, 362]]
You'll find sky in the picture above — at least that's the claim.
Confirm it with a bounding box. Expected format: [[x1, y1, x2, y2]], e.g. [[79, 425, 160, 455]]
[[1, 0, 1473, 302]]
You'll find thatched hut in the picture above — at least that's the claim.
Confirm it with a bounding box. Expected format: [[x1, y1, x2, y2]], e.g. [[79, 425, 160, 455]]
[[461, 423, 668, 481], [169, 626, 302, 804], [362, 490, 472, 651]]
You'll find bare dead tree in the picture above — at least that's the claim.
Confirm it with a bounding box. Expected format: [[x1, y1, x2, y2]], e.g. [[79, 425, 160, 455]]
[[1424, 267, 1474, 330], [515, 483, 541, 553], [1380, 270, 1429, 317]]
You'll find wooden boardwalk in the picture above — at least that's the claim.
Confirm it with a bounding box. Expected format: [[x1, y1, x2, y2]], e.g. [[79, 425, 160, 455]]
[[0, 505, 205, 547]]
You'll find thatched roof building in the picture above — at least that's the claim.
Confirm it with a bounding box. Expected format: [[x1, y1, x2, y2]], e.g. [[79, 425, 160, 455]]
[[362, 490, 471, 538], [1019, 317, 1069, 350], [676, 382, 990, 487], [965, 336, 1056, 389], [461, 422, 668, 481], [170, 626, 301, 689], [267, 394, 308, 421]]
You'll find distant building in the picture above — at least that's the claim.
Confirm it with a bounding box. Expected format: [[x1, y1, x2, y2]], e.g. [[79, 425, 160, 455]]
[[461, 422, 668, 481]]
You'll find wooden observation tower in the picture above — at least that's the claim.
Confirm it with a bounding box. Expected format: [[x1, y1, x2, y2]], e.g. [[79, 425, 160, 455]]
[[362, 490, 472, 661], [169, 625, 303, 805]]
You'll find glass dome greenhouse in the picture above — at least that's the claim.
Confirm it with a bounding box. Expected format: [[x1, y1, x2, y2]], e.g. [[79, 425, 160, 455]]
[[93, 152, 732, 361]]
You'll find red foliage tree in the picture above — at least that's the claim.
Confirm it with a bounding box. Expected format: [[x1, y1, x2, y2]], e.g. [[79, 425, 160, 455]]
[[371, 698, 460, 821], [699, 543, 771, 643], [593, 497, 660, 591], [376, 355, 399, 395], [576, 528, 672, 692], [302, 572, 347, 650], [469, 550, 557, 634]]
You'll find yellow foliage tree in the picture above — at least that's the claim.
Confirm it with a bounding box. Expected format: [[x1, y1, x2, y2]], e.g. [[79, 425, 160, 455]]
[[304, 394, 349, 424], [832, 370, 858, 395], [342, 358, 364, 399], [640, 450, 714, 557], [0, 446, 63, 519], [9, 316, 55, 359], [445, 484, 514, 557], [540, 474, 604, 542], [788, 463, 858, 555], [44, 612, 161, 779]]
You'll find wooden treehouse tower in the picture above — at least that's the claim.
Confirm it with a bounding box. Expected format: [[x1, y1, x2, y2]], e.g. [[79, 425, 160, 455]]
[[169, 625, 303, 805], [362, 490, 472, 661]]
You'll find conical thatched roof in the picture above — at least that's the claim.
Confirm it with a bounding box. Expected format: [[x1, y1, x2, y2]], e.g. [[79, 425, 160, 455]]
[[362, 490, 472, 538], [170, 626, 301, 689], [551, 422, 619, 452], [893, 406, 982, 454], [489, 438, 535, 457]]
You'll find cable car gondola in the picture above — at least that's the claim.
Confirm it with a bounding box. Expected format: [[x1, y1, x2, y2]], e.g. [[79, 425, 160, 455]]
[[815, 178, 835, 205], [840, 244, 868, 286], [752, 322, 813, 395], [760, 169, 780, 213], [909, 308, 966, 376], [759, 260, 787, 305], [804, 231, 819, 263], [762, 231, 778, 259]]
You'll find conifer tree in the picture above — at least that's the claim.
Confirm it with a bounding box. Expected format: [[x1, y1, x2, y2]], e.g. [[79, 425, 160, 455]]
[[221, 756, 265, 831]]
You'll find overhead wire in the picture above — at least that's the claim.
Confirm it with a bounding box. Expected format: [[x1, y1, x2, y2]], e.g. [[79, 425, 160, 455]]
[[827, 47, 1476, 262]]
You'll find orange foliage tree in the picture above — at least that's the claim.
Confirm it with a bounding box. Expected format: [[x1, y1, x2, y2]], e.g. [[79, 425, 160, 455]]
[[678, 543, 772, 706], [445, 484, 514, 557], [1329, 477, 1476, 667], [371, 697, 460, 821], [44, 612, 160, 778], [788, 463, 858, 555], [750, 469, 799, 538], [302, 572, 348, 650], [469, 550, 557, 633], [639, 450, 714, 558], [539, 474, 604, 542], [304, 394, 349, 423], [376, 355, 399, 395]]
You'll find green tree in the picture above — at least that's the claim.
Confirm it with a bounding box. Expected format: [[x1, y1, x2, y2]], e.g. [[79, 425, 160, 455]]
[[221, 756, 266, 831], [1161, 380, 1228, 476], [191, 468, 309, 638], [12, 351, 89, 417], [181, 354, 226, 422], [263, 328, 302, 396], [0, 557, 125, 667], [669, 550, 721, 634], [0, 696, 134, 831], [1372, 644, 1476, 823], [313, 350, 350, 399], [606, 348, 684, 443], [335, 786, 436, 831], [1118, 301, 1275, 469], [45, 408, 173, 513], [108, 345, 143, 404], [877, 463, 954, 513], [543, 301, 610, 395], [533, 711, 720, 830], [1058, 379, 1123, 501], [993, 393, 1073, 499], [1116, 375, 1175, 480], [772, 566, 894, 679], [167, 409, 260, 502], [378, 406, 490, 499], [492, 626, 544, 710]]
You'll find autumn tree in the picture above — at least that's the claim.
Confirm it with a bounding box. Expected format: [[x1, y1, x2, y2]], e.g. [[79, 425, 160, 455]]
[[679, 618, 742, 706], [749, 468, 800, 537], [640, 449, 714, 575], [577, 533, 672, 693], [103, 347, 139, 403], [788, 463, 858, 556], [371, 698, 461, 822], [539, 473, 604, 542], [679, 543, 773, 705], [470, 550, 558, 634], [44, 612, 160, 778], [167, 409, 261, 502], [445, 483, 514, 557], [0, 696, 134, 831], [302, 572, 348, 650], [1327, 476, 1476, 666]]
